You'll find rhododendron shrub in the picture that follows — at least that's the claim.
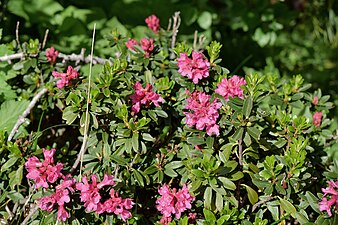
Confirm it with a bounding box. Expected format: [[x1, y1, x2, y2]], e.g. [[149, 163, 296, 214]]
[[1, 13, 338, 225]]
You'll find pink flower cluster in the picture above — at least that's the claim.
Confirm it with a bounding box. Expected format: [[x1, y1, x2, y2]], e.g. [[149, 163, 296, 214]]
[[319, 180, 338, 216], [145, 15, 160, 33], [76, 174, 133, 221], [38, 175, 75, 221], [52, 66, 79, 89], [25, 149, 134, 222], [25, 148, 63, 188], [125, 38, 154, 58], [313, 111, 322, 127], [177, 51, 210, 84], [130, 81, 164, 113], [184, 90, 222, 136], [156, 184, 194, 225], [215, 75, 246, 101], [46, 47, 59, 65]]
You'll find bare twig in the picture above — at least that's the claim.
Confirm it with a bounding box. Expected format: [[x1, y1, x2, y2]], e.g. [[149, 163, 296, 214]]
[[0, 50, 109, 65], [8, 88, 48, 142], [58, 52, 108, 65], [238, 139, 243, 166], [193, 30, 198, 51], [42, 29, 49, 49], [170, 11, 181, 59], [0, 52, 25, 64], [71, 24, 96, 175], [16, 22, 22, 52], [21, 205, 38, 225], [252, 196, 273, 211]]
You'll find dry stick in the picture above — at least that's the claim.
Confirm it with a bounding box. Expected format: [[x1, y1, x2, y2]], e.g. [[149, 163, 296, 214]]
[[170, 11, 181, 60], [21, 205, 38, 225], [71, 24, 96, 175], [8, 88, 48, 142], [193, 30, 198, 51], [238, 138, 243, 166], [16, 22, 23, 52], [0, 50, 108, 65], [41, 29, 49, 50]]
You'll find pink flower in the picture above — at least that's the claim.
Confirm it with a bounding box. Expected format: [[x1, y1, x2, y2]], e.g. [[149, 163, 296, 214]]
[[75, 174, 115, 212], [46, 47, 58, 65], [319, 180, 338, 217], [313, 111, 322, 127], [57, 204, 69, 222], [140, 38, 154, 58], [177, 51, 210, 84], [156, 183, 194, 222], [160, 216, 172, 225], [130, 82, 164, 113], [126, 39, 138, 50], [52, 66, 79, 89], [145, 15, 160, 33], [215, 75, 246, 101], [312, 96, 319, 105], [99, 189, 134, 221], [184, 90, 222, 136], [37, 175, 75, 222], [25, 148, 63, 188]]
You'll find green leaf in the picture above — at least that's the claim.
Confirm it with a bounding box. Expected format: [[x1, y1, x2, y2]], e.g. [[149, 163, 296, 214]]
[[191, 169, 205, 178], [164, 167, 178, 177], [62, 106, 79, 125], [279, 198, 297, 215], [0, 99, 29, 132], [133, 169, 144, 187], [198, 11, 213, 30], [243, 96, 253, 117], [242, 184, 258, 205], [165, 161, 183, 170], [154, 109, 168, 118], [132, 133, 139, 152], [187, 136, 205, 145], [305, 191, 320, 213], [9, 165, 23, 189], [247, 127, 261, 140], [203, 208, 216, 223], [142, 133, 155, 142], [232, 127, 244, 141], [204, 187, 213, 208], [215, 192, 224, 212], [8, 190, 24, 202], [219, 177, 236, 190], [1, 156, 18, 172], [144, 165, 158, 174]]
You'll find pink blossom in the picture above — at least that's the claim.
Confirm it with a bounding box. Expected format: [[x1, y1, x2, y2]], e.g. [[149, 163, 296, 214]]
[[156, 183, 194, 222], [52, 66, 79, 89], [319, 180, 338, 216], [312, 96, 319, 105], [188, 212, 197, 224], [25, 148, 63, 188], [57, 204, 69, 222], [99, 189, 134, 221], [184, 90, 221, 136], [145, 15, 160, 33], [140, 38, 154, 58], [177, 51, 210, 84], [313, 111, 322, 127], [37, 176, 75, 222], [130, 81, 164, 113], [46, 47, 58, 65], [75, 174, 115, 212], [160, 216, 172, 225], [215, 75, 246, 101], [126, 39, 138, 50]]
